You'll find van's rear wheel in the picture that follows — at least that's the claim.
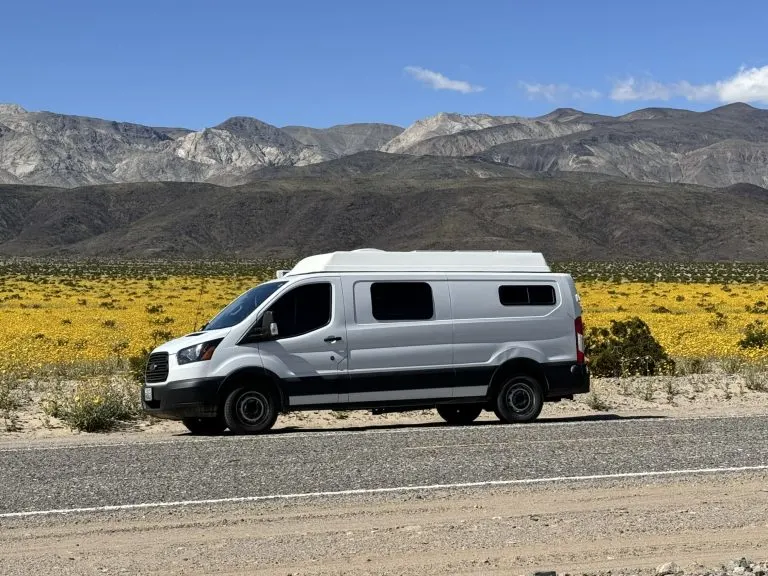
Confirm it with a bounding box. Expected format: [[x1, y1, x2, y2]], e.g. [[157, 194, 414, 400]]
[[494, 375, 543, 424], [436, 404, 483, 425], [223, 386, 278, 434], [181, 416, 227, 435]]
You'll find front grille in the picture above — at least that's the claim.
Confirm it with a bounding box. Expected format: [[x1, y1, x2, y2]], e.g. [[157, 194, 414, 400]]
[[145, 352, 169, 383]]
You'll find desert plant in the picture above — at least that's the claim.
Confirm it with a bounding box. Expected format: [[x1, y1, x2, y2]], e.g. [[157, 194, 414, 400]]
[[721, 356, 743, 375], [41, 377, 140, 432], [584, 390, 610, 411], [664, 378, 679, 404], [0, 377, 22, 432], [128, 348, 152, 383], [585, 317, 675, 378], [739, 320, 768, 349], [675, 357, 709, 376], [743, 368, 768, 392], [641, 380, 655, 401]]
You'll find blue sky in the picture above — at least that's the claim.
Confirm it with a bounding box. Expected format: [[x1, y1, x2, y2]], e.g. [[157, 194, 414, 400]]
[[2, 0, 767, 129]]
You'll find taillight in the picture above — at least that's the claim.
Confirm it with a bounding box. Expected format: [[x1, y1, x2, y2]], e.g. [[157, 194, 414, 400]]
[[575, 316, 585, 364]]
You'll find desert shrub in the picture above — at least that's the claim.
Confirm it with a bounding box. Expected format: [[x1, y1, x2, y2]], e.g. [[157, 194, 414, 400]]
[[743, 366, 768, 392], [651, 305, 672, 314], [709, 311, 728, 329], [584, 390, 610, 411], [42, 377, 140, 432], [675, 357, 709, 376], [720, 356, 743, 375], [0, 377, 23, 432], [128, 348, 152, 383], [585, 317, 675, 378], [739, 320, 768, 349], [745, 300, 768, 314]]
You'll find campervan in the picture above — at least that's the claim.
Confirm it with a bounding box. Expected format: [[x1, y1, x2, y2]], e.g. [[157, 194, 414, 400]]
[[141, 250, 589, 434]]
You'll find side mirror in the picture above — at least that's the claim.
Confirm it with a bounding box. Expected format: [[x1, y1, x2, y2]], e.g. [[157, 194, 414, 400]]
[[242, 312, 278, 344], [262, 311, 279, 338]]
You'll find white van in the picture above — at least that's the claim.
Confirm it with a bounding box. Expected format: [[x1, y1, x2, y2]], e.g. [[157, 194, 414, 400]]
[[141, 250, 589, 434]]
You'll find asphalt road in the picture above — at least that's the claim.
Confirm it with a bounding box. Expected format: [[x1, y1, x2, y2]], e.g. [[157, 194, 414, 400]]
[[2, 414, 768, 517]]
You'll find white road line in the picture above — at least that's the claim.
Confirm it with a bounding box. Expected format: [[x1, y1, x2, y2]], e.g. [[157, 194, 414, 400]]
[[0, 412, 762, 454], [2, 465, 768, 519]]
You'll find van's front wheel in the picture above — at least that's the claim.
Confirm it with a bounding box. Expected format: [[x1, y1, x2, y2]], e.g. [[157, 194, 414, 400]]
[[494, 375, 543, 424], [223, 386, 278, 434], [436, 404, 482, 425]]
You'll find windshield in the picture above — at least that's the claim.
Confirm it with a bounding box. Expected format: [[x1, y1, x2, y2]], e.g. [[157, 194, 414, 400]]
[[204, 281, 287, 331]]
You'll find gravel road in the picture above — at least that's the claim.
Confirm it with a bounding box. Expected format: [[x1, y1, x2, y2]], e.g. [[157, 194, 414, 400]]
[[1, 415, 767, 574]]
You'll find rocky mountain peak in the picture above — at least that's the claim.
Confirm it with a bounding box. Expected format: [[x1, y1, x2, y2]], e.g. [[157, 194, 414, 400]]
[[0, 104, 27, 116]]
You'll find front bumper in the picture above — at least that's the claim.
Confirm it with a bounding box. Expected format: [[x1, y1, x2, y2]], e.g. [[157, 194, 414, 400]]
[[141, 377, 224, 420]]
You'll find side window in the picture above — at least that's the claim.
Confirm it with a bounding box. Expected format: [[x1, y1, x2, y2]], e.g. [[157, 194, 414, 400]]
[[370, 282, 434, 321], [269, 282, 332, 338], [499, 284, 556, 306]]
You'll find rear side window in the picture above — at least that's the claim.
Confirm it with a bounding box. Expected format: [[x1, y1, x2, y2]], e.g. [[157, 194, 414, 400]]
[[371, 282, 434, 321], [499, 284, 556, 306]]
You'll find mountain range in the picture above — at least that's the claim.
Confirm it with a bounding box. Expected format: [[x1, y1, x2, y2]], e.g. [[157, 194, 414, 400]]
[[2, 102, 768, 188], [1, 101, 768, 260]]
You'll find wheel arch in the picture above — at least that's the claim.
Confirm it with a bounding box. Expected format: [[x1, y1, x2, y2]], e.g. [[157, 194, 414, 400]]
[[488, 357, 548, 402], [217, 367, 286, 412]]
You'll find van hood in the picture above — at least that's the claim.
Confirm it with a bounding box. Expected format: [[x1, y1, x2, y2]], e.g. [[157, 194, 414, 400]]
[[151, 327, 232, 354]]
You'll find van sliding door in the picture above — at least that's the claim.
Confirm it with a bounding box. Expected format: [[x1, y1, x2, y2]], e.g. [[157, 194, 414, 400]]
[[341, 275, 455, 405]]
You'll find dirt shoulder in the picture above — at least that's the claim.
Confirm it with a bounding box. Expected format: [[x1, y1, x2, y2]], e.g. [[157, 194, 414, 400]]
[[2, 472, 767, 575], [2, 371, 768, 443]]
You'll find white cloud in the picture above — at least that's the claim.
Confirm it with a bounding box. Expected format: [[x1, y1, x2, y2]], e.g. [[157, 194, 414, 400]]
[[610, 65, 768, 104], [404, 66, 484, 94], [521, 82, 601, 102], [521, 82, 562, 102], [571, 87, 602, 100], [610, 77, 673, 101]]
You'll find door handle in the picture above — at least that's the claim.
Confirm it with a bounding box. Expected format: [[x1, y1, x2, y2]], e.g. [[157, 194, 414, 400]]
[[324, 335, 342, 343]]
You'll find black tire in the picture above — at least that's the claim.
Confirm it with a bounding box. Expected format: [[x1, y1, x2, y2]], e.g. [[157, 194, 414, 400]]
[[494, 375, 543, 424], [436, 404, 483, 425], [181, 416, 227, 435], [223, 386, 278, 434]]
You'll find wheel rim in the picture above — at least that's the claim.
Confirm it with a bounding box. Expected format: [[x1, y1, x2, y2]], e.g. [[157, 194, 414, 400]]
[[506, 382, 535, 415], [236, 391, 270, 427]]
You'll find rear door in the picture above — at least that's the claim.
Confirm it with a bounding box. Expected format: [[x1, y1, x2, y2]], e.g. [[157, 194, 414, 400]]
[[257, 276, 348, 407]]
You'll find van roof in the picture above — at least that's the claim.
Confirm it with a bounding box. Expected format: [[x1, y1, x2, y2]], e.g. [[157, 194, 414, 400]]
[[283, 249, 551, 276]]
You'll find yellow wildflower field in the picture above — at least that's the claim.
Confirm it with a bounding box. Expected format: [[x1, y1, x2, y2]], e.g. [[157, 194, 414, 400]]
[[579, 281, 768, 362], [1, 273, 767, 377], [0, 274, 259, 377]]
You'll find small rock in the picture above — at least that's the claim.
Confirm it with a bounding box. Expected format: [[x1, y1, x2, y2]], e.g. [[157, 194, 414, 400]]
[[533, 571, 556, 576], [657, 562, 681, 576], [733, 567, 746, 576]]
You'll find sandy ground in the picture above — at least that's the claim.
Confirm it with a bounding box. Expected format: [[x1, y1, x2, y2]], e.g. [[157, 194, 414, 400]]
[[2, 473, 767, 575], [2, 372, 768, 441]]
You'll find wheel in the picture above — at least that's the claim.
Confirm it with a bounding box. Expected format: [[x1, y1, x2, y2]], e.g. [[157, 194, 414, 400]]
[[436, 404, 483, 425], [223, 386, 278, 434], [494, 375, 543, 424], [181, 416, 227, 435]]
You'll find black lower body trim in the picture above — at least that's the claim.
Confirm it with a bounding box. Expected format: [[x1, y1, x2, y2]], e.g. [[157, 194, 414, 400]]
[[543, 362, 590, 397], [141, 377, 224, 419]]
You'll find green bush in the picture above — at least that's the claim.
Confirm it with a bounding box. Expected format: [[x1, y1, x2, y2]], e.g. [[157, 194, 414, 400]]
[[585, 317, 675, 378], [42, 377, 140, 432], [739, 320, 768, 349]]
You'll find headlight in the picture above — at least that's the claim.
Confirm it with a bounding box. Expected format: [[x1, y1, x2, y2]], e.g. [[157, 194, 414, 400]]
[[177, 339, 223, 365]]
